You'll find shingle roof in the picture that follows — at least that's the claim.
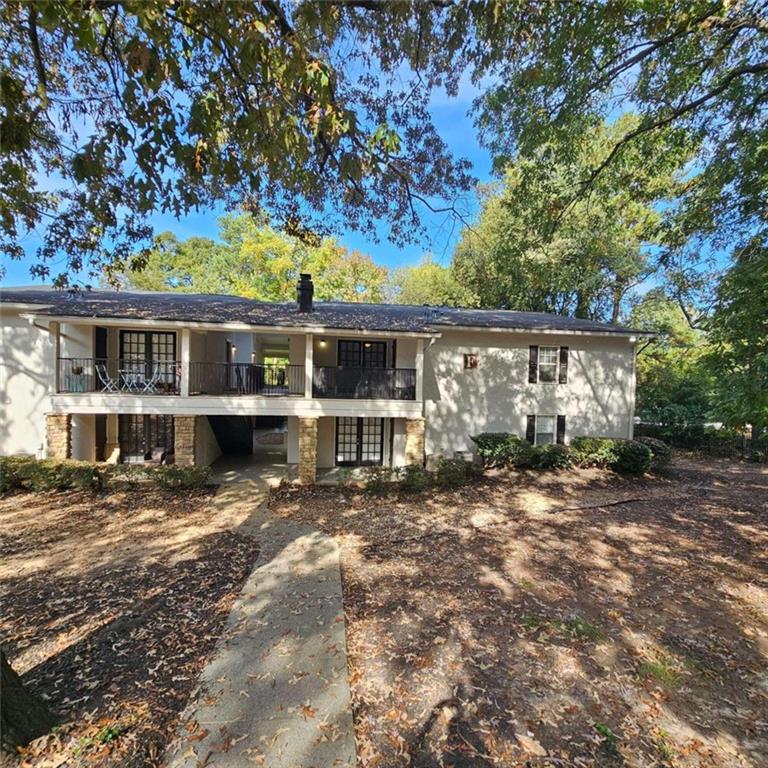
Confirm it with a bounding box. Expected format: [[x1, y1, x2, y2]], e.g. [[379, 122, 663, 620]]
[[0, 286, 648, 336]]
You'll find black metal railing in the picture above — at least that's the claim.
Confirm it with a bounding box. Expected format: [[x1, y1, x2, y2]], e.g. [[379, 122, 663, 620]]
[[57, 358, 181, 394], [312, 367, 417, 400], [189, 362, 305, 396]]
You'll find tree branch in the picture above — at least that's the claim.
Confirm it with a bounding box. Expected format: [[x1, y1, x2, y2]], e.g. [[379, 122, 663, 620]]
[[581, 60, 768, 193], [27, 4, 47, 95]]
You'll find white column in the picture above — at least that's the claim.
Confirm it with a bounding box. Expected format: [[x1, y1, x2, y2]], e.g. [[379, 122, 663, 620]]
[[415, 338, 424, 402], [304, 333, 314, 398], [50, 321, 61, 394], [180, 328, 191, 397]]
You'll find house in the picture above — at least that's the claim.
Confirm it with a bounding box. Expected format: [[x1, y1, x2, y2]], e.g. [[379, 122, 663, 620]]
[[0, 275, 647, 481]]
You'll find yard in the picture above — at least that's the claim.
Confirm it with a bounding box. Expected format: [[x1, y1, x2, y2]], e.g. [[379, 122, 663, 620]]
[[270, 457, 768, 767], [1, 457, 766, 768], [0, 487, 258, 767]]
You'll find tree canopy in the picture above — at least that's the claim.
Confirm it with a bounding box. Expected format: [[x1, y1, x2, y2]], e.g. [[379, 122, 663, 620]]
[[387, 255, 470, 307], [628, 289, 713, 430], [123, 214, 387, 302], [475, 0, 768, 266], [1, 0, 478, 285], [5, 2, 765, 287], [705, 241, 768, 435], [451, 116, 690, 322]]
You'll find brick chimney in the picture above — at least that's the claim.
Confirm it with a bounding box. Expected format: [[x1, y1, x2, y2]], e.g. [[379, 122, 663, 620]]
[[297, 273, 314, 312]]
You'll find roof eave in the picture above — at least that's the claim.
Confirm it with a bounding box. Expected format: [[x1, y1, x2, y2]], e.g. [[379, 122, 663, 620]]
[[18, 312, 440, 338]]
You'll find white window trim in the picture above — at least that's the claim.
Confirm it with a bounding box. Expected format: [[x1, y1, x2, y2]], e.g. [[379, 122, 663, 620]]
[[537, 346, 559, 383], [534, 414, 556, 445]]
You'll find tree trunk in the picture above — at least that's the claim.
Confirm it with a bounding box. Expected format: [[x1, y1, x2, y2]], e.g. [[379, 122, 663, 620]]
[[1, 651, 57, 756]]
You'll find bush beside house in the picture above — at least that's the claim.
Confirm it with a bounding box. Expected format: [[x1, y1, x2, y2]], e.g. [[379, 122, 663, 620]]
[[0, 456, 211, 494], [472, 433, 666, 477]]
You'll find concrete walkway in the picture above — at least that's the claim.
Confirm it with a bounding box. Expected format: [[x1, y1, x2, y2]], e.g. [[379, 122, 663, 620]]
[[165, 477, 356, 768]]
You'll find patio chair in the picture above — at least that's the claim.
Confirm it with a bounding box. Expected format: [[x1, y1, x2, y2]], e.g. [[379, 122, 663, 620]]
[[142, 363, 163, 393], [95, 364, 118, 392]]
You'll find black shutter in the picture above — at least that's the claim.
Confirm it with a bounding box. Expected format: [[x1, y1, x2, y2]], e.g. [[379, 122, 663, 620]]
[[526, 415, 536, 443], [528, 346, 538, 383], [558, 346, 569, 384], [556, 415, 566, 445]]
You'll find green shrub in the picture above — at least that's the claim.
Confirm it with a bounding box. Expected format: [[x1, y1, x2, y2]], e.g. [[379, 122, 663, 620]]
[[106, 463, 211, 489], [397, 464, 432, 492], [434, 458, 482, 488], [16, 459, 103, 492], [636, 437, 672, 469], [1, 458, 210, 493], [153, 465, 211, 489], [363, 465, 394, 494], [529, 443, 573, 470], [470, 433, 517, 467], [570, 437, 619, 468], [612, 440, 653, 475], [0, 455, 36, 493]]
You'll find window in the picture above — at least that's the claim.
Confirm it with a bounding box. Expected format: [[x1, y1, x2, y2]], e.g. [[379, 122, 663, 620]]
[[535, 415, 556, 445], [538, 346, 559, 382], [463, 353, 479, 369]]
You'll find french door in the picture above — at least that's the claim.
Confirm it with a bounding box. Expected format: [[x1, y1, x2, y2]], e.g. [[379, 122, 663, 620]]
[[120, 330, 177, 388], [335, 417, 384, 466], [337, 340, 387, 368], [119, 415, 175, 459]]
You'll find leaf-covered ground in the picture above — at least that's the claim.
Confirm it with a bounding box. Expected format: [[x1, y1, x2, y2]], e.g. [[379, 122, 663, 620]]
[[269, 457, 768, 768], [0, 488, 258, 768]]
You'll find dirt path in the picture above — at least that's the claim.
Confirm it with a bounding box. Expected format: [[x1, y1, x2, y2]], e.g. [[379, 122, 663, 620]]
[[269, 458, 768, 768]]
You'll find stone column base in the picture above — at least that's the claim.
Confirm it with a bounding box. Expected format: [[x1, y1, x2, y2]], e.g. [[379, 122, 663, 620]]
[[298, 417, 318, 484], [174, 416, 197, 466], [46, 413, 72, 459], [404, 417, 425, 466]]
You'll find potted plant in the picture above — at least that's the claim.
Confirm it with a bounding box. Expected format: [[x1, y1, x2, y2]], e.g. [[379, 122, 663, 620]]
[[69, 364, 86, 392]]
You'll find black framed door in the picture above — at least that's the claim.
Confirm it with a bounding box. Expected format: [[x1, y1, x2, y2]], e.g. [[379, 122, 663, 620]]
[[335, 417, 384, 466], [120, 330, 176, 386], [118, 414, 175, 459], [337, 340, 387, 368]]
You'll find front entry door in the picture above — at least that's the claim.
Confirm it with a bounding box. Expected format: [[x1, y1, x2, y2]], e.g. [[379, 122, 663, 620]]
[[335, 417, 384, 466]]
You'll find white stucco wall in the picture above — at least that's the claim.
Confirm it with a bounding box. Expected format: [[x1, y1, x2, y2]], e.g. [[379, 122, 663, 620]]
[[0, 311, 52, 456], [391, 418, 407, 467], [286, 415, 298, 464], [60, 323, 93, 358], [71, 414, 96, 461], [423, 330, 636, 457], [317, 416, 336, 468], [195, 416, 222, 467]]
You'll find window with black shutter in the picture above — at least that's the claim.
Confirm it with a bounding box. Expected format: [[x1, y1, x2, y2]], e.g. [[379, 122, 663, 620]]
[[525, 414, 536, 443], [528, 346, 538, 383], [556, 415, 566, 444]]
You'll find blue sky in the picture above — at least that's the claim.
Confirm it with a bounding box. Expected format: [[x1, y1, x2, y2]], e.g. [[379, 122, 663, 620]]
[[1, 77, 494, 287]]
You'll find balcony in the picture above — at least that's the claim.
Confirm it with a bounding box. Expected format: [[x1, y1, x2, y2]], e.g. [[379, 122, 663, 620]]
[[312, 367, 416, 400], [57, 358, 181, 394], [189, 362, 304, 396], [56, 359, 417, 401]]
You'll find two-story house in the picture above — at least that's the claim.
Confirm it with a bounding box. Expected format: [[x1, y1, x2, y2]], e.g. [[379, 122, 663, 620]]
[[0, 275, 647, 482]]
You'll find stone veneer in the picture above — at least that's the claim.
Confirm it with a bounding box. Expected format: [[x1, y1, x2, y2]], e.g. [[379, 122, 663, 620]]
[[404, 417, 425, 466], [298, 416, 318, 484], [46, 413, 72, 459], [174, 416, 197, 466]]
